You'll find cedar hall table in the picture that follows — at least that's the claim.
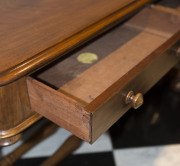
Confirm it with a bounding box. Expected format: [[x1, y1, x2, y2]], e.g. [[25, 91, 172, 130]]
[[0, 0, 179, 152]]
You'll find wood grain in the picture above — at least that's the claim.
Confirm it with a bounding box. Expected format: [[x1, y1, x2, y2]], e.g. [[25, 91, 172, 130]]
[[27, 34, 180, 142], [152, 5, 180, 16], [0, 78, 41, 145], [60, 32, 166, 103], [0, 134, 22, 147], [0, 0, 152, 86], [36, 6, 180, 102], [35, 25, 141, 88], [27, 77, 90, 141], [0, 121, 58, 166], [27, 33, 180, 143], [126, 5, 180, 38], [91, 40, 180, 142], [27, 6, 180, 142]]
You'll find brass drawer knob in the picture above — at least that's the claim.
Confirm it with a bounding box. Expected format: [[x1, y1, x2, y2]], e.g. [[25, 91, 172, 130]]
[[125, 91, 143, 109]]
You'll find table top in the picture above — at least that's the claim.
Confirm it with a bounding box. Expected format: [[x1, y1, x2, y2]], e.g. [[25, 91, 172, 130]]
[[0, 0, 152, 86]]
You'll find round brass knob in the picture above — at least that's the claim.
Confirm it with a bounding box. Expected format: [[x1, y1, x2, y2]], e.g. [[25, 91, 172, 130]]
[[125, 91, 143, 109]]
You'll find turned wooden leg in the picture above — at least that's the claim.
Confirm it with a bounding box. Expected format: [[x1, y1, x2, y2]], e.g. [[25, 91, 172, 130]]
[[0, 121, 58, 166], [40, 135, 83, 166]]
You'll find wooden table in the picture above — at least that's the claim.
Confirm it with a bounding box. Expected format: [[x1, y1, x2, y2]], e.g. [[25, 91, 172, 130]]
[[0, 0, 180, 146]]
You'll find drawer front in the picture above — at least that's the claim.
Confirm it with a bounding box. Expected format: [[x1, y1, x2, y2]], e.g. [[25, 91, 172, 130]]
[[90, 43, 180, 142], [27, 6, 180, 143], [27, 40, 180, 143]]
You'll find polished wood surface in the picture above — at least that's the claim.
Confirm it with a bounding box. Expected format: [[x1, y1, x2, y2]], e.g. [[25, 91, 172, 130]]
[[0, 77, 41, 145], [0, 0, 154, 146], [0, 0, 152, 86], [0, 121, 58, 166], [27, 6, 180, 143], [0, 134, 22, 147]]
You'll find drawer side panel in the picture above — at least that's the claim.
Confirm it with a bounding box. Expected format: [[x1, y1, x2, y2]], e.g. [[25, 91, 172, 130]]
[[91, 45, 180, 143], [26, 77, 91, 142]]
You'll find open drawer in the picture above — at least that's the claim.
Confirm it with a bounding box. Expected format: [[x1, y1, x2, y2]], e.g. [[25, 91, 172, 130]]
[[27, 6, 180, 143]]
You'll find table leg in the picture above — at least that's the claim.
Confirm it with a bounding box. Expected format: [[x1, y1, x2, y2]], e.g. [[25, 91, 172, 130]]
[[40, 135, 83, 166], [0, 121, 58, 166]]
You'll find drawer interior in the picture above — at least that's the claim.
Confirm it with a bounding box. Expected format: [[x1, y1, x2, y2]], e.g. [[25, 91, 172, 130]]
[[32, 5, 180, 103], [27, 6, 180, 143]]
